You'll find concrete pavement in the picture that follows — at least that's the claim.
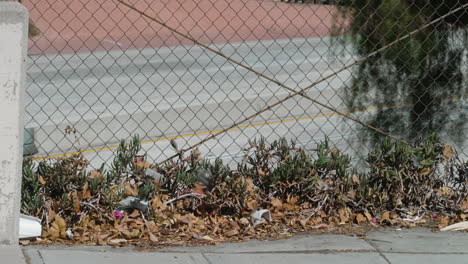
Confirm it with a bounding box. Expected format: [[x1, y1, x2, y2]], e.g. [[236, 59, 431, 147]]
[[1, 245, 26, 264], [21, 228, 468, 264]]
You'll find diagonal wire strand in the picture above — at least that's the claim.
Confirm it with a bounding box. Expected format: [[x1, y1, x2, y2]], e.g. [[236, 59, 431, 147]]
[[117, 0, 468, 165]]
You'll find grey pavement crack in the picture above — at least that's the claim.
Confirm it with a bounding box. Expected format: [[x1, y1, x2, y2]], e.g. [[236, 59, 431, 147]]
[[201, 252, 215, 264], [23, 249, 45, 264], [364, 239, 392, 264]]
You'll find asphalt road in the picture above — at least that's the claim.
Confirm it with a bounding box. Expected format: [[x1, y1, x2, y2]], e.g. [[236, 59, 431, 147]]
[[25, 36, 467, 167], [25, 37, 358, 165]]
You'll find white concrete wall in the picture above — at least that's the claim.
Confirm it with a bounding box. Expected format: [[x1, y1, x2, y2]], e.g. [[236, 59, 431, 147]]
[[0, 2, 28, 245]]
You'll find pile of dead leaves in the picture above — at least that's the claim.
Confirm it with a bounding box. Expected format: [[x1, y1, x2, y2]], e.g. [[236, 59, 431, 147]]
[[21, 135, 468, 246]]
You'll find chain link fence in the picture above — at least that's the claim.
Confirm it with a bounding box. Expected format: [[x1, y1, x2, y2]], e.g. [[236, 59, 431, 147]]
[[16, 0, 468, 167]]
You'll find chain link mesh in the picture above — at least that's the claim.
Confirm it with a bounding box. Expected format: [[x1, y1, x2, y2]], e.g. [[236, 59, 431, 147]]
[[16, 0, 467, 167]]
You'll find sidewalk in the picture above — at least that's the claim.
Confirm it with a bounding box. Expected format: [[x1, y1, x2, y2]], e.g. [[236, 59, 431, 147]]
[[24, 0, 335, 54], [22, 228, 468, 264]]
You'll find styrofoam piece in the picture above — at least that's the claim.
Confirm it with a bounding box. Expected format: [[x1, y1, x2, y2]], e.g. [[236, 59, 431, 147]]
[[19, 214, 42, 239]]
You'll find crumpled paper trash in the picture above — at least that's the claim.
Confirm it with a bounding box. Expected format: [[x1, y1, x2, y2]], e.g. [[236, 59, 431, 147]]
[[251, 209, 272, 226]]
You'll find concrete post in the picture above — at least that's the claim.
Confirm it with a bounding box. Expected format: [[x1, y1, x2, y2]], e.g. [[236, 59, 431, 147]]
[[0, 2, 28, 246]]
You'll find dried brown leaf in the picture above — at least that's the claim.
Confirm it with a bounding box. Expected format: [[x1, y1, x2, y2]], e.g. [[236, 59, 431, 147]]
[[55, 216, 66, 232], [147, 220, 159, 233], [81, 182, 91, 199], [420, 167, 431, 176], [310, 224, 330, 230], [48, 215, 67, 240], [461, 200, 468, 213], [287, 196, 299, 206], [162, 217, 177, 227], [121, 229, 140, 239], [270, 197, 283, 208], [124, 183, 138, 197], [225, 229, 239, 237], [108, 239, 127, 246], [299, 220, 308, 228], [151, 196, 167, 211], [97, 239, 107, 246], [256, 168, 266, 177], [230, 220, 241, 231], [352, 175, 360, 185], [73, 200, 81, 213], [39, 175, 46, 185], [443, 144, 455, 161], [115, 224, 128, 232], [191, 148, 202, 162], [244, 178, 256, 195], [356, 214, 367, 224], [89, 170, 103, 181], [194, 182, 205, 193], [380, 211, 392, 224], [438, 216, 449, 229], [82, 181, 88, 193], [19, 240, 30, 246], [129, 210, 140, 218], [134, 161, 151, 168], [460, 213, 467, 221], [338, 208, 351, 223], [239, 217, 250, 226], [148, 232, 159, 242], [193, 233, 214, 241], [437, 187, 453, 197], [82, 215, 90, 227], [364, 211, 372, 221], [246, 199, 257, 210], [330, 147, 340, 154], [97, 233, 111, 241], [201, 235, 214, 241]]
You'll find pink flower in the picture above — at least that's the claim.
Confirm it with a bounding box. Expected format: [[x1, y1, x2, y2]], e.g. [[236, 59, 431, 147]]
[[113, 210, 124, 220]]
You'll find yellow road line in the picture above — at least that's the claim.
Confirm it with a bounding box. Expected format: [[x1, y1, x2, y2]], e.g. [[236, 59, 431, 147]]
[[33, 95, 464, 160]]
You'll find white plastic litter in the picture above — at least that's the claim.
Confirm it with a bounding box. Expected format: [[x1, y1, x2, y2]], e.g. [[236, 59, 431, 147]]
[[66, 228, 74, 240], [251, 209, 272, 226], [19, 214, 42, 239]]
